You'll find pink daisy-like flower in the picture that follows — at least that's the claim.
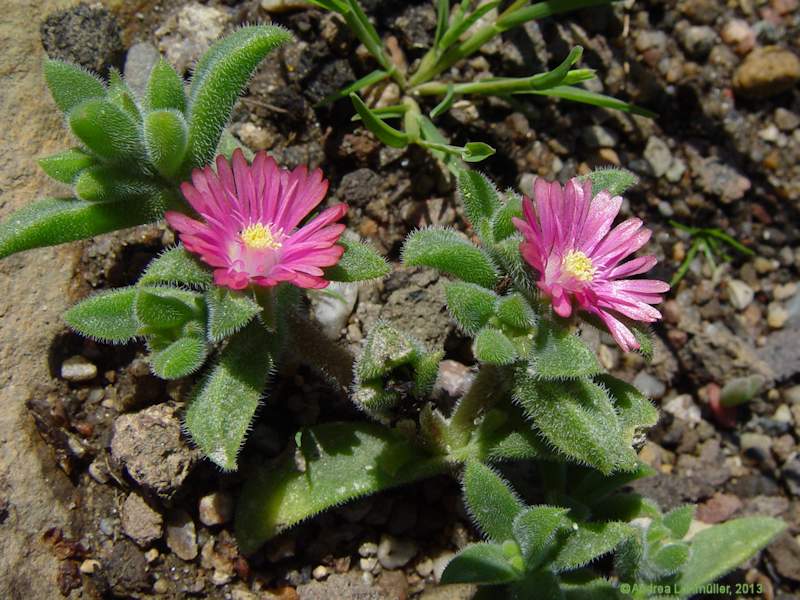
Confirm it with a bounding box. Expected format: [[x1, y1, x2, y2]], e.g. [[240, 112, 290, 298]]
[[512, 177, 669, 352], [166, 149, 347, 290]]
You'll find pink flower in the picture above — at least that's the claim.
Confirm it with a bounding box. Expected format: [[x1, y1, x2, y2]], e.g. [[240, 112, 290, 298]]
[[166, 149, 347, 290], [513, 177, 669, 352]]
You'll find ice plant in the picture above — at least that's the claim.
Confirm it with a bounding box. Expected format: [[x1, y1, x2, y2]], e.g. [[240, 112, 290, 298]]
[[513, 178, 669, 352], [167, 149, 347, 291]]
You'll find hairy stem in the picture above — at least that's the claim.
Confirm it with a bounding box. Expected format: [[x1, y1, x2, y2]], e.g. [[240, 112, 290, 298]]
[[448, 364, 510, 448], [286, 311, 355, 392]]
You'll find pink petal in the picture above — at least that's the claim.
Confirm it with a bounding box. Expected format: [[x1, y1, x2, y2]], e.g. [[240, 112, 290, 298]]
[[577, 192, 622, 255], [595, 309, 639, 352], [605, 255, 658, 279]]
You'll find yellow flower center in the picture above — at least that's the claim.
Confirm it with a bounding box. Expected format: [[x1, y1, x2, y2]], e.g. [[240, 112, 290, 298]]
[[241, 223, 282, 250], [563, 249, 596, 282]]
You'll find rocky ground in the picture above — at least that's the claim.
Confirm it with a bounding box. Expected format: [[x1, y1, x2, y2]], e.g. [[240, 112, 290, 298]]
[[1, 0, 800, 598]]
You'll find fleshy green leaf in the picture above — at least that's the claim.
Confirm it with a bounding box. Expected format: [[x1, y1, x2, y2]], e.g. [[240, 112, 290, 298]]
[[441, 543, 521, 585], [662, 505, 695, 540], [561, 578, 625, 600], [350, 93, 409, 149], [675, 518, 785, 595], [64, 287, 139, 343], [69, 99, 145, 165], [235, 422, 446, 552], [0, 196, 163, 259], [185, 322, 277, 471], [524, 85, 656, 118], [43, 59, 105, 114], [106, 69, 142, 122], [463, 460, 524, 543], [597, 375, 658, 444], [585, 168, 638, 197], [720, 374, 765, 407], [402, 227, 498, 288], [651, 542, 690, 575], [514, 374, 633, 474], [462, 142, 496, 163], [74, 166, 162, 203], [512, 506, 570, 568], [144, 109, 188, 178], [323, 236, 390, 283], [135, 287, 203, 330], [457, 170, 501, 239], [529, 320, 601, 379], [319, 69, 389, 106], [491, 193, 523, 242], [475, 328, 519, 365], [552, 522, 635, 571], [145, 57, 186, 113], [138, 245, 213, 289], [186, 25, 293, 168], [38, 148, 95, 184], [509, 570, 564, 600], [356, 321, 417, 381], [205, 287, 261, 342], [150, 334, 208, 379], [445, 281, 498, 334], [496, 293, 536, 331]]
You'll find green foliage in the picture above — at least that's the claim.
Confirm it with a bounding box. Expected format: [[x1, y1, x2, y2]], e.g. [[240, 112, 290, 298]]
[[662, 505, 694, 539], [145, 58, 186, 113], [513, 506, 569, 568], [350, 93, 409, 148], [720, 374, 765, 407], [43, 59, 105, 114], [670, 220, 755, 287], [463, 461, 524, 543], [205, 287, 261, 342], [69, 99, 145, 165], [64, 287, 139, 343], [491, 193, 523, 242], [0, 196, 162, 259], [185, 322, 277, 471], [323, 236, 390, 282], [552, 522, 635, 571], [457, 170, 502, 231], [144, 109, 189, 178], [74, 166, 161, 203], [445, 281, 498, 334], [236, 422, 446, 552], [441, 543, 521, 585], [583, 168, 639, 197], [38, 148, 95, 184], [402, 227, 498, 288], [186, 25, 294, 168], [515, 374, 635, 474], [597, 375, 659, 446], [674, 517, 784, 596], [529, 321, 601, 379], [135, 287, 203, 330], [475, 327, 519, 365], [496, 293, 536, 330], [149, 335, 208, 379], [138, 245, 213, 289]]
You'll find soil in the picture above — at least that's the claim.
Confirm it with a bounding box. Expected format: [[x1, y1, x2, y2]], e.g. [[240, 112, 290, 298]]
[[1, 0, 799, 599]]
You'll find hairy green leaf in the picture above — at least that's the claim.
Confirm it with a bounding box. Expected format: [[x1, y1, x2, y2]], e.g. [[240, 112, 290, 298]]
[[402, 228, 498, 288], [464, 461, 524, 543], [441, 543, 521, 585], [185, 322, 276, 471], [662, 505, 695, 540], [515, 375, 633, 474], [205, 287, 261, 342], [38, 148, 95, 184], [457, 170, 501, 241], [445, 281, 497, 334], [561, 577, 625, 600], [144, 109, 188, 178], [475, 327, 519, 365], [530, 321, 602, 379], [356, 321, 417, 381], [187, 25, 293, 168], [145, 57, 187, 113], [513, 506, 569, 568], [138, 245, 213, 289], [491, 193, 523, 241], [597, 375, 658, 444], [150, 334, 208, 379], [69, 99, 145, 165], [323, 236, 390, 283], [106, 69, 142, 122], [135, 287, 203, 330], [64, 287, 139, 343], [74, 166, 162, 203], [43, 59, 105, 114], [675, 518, 785, 595], [236, 422, 445, 553], [0, 196, 162, 259], [651, 542, 690, 575], [496, 293, 536, 331], [585, 168, 638, 197], [553, 522, 635, 571]]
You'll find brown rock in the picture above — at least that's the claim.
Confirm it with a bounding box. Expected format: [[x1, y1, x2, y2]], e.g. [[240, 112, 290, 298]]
[[766, 532, 800, 582], [734, 46, 800, 98], [696, 492, 743, 524], [122, 493, 163, 547]]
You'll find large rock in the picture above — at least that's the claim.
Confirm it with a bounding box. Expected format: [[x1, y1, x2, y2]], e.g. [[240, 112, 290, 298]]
[[110, 403, 200, 500], [0, 2, 91, 597], [734, 46, 800, 99]]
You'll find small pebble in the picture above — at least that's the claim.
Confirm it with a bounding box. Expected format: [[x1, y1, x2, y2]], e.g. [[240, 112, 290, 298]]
[[165, 509, 198, 561], [359, 542, 378, 557], [61, 355, 97, 382], [727, 279, 755, 310], [79, 559, 100, 574], [312, 565, 329, 580], [198, 492, 234, 527], [416, 558, 434, 578], [773, 283, 797, 301], [153, 578, 169, 594], [767, 303, 789, 329], [377, 534, 418, 570]]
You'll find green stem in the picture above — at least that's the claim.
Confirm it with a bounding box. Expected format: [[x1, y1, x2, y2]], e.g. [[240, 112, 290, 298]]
[[342, 1, 406, 87], [448, 364, 509, 448], [402, 96, 422, 142]]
